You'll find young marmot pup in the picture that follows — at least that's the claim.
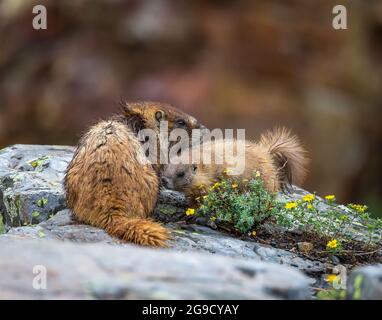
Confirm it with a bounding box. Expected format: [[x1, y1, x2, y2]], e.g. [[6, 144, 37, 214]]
[[161, 127, 308, 201], [64, 101, 204, 247]]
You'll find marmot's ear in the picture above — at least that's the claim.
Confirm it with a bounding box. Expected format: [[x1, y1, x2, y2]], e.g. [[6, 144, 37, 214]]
[[128, 115, 145, 135], [120, 101, 145, 135], [120, 101, 137, 117]]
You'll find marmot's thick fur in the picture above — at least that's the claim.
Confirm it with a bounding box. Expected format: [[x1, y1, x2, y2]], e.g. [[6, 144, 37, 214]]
[[161, 127, 308, 200], [64, 101, 204, 247]]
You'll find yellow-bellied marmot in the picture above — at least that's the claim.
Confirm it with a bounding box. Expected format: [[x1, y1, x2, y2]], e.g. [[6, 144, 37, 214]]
[[64, 101, 204, 247], [161, 127, 308, 201]]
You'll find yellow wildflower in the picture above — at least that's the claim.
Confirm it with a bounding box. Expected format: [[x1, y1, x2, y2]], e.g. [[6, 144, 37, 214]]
[[255, 170, 261, 177], [210, 216, 216, 222], [251, 231, 257, 237], [327, 239, 338, 249], [325, 195, 336, 202], [210, 182, 221, 190], [340, 214, 348, 221], [302, 194, 315, 202], [349, 204, 368, 213], [285, 201, 298, 210], [326, 274, 339, 283], [232, 183, 238, 189], [185, 208, 195, 216], [307, 204, 313, 210], [223, 168, 233, 174]]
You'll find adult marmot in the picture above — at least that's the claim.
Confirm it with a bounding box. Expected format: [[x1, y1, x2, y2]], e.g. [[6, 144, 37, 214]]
[[64, 101, 204, 247], [161, 127, 308, 201]]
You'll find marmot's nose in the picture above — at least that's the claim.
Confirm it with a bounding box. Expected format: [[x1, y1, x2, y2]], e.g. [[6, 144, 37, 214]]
[[161, 176, 170, 188]]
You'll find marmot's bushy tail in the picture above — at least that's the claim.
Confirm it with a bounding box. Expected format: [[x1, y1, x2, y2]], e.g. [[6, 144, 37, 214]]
[[259, 127, 308, 188], [105, 216, 169, 247]]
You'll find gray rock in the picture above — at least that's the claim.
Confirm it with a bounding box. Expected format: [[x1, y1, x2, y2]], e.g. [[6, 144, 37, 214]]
[[0, 145, 380, 298], [0, 145, 74, 227], [168, 223, 325, 277], [0, 239, 311, 299], [1, 209, 326, 279], [347, 264, 382, 300], [3, 209, 119, 244]]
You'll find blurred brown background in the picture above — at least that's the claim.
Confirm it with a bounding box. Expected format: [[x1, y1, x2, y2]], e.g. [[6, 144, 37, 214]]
[[0, 0, 381, 215]]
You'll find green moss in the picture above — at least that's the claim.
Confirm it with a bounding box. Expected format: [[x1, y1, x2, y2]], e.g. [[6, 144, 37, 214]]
[[0, 215, 4, 234], [15, 195, 21, 212], [36, 198, 48, 208], [31, 211, 40, 218], [37, 230, 46, 238], [316, 289, 346, 300], [9, 195, 20, 214], [158, 204, 178, 216], [352, 274, 364, 300], [0, 176, 15, 189], [5, 194, 21, 225], [29, 156, 49, 169]]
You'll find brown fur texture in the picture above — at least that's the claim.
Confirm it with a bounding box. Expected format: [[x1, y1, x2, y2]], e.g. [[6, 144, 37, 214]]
[[162, 127, 308, 201], [65, 101, 204, 247], [259, 127, 308, 188]]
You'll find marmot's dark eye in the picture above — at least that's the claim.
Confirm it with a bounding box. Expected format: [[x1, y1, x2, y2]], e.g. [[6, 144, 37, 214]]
[[176, 119, 186, 126], [176, 172, 185, 178]]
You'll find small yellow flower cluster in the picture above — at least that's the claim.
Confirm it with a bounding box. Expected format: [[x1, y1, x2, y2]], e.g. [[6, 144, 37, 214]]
[[326, 274, 339, 283], [349, 204, 368, 213], [326, 239, 338, 249], [302, 194, 315, 202], [284, 201, 298, 210], [325, 195, 336, 202], [185, 208, 195, 216], [251, 231, 257, 237], [339, 214, 348, 221], [223, 168, 233, 174], [254, 170, 261, 177], [307, 204, 313, 210], [210, 182, 221, 190]]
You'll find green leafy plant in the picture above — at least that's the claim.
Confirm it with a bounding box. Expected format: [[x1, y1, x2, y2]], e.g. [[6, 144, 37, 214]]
[[278, 194, 382, 248], [183, 170, 382, 255], [194, 172, 279, 234], [316, 289, 346, 300]]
